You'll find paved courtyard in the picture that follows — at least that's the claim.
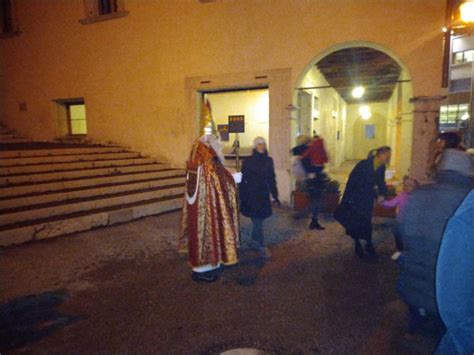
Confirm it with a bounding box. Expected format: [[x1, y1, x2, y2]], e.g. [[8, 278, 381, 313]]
[[0, 209, 439, 354]]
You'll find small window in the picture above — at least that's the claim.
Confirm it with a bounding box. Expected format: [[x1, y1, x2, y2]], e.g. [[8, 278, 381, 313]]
[[0, 0, 18, 37], [439, 104, 470, 125], [80, 0, 128, 25], [465, 50, 474, 63], [452, 49, 474, 65], [453, 52, 464, 64], [67, 102, 87, 135], [98, 0, 117, 15]]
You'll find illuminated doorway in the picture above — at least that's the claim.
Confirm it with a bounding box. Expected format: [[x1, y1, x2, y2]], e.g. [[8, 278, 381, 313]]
[[203, 87, 270, 160], [295, 43, 414, 184]]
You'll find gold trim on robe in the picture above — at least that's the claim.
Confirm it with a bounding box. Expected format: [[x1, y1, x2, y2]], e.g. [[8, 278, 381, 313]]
[[179, 139, 240, 268]]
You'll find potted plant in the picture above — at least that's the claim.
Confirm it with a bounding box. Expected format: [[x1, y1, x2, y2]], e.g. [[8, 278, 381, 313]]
[[292, 180, 311, 211], [292, 177, 341, 213], [320, 178, 341, 213]]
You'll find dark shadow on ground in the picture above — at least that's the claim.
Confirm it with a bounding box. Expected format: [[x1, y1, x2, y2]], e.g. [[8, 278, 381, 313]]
[[0, 291, 80, 352], [222, 249, 268, 286]]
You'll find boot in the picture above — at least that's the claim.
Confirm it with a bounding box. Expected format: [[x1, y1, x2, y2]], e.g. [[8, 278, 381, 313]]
[[355, 240, 365, 259], [309, 218, 325, 230], [191, 270, 219, 283]]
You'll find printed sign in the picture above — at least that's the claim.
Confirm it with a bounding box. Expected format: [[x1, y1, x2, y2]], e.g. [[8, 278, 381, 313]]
[[217, 124, 229, 141], [228, 115, 245, 133]]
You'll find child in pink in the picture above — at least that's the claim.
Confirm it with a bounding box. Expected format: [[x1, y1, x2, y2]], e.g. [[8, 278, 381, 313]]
[[381, 177, 419, 260]]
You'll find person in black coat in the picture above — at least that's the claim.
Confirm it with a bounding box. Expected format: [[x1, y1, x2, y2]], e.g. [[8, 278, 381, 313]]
[[240, 136, 280, 257], [334, 146, 391, 259]]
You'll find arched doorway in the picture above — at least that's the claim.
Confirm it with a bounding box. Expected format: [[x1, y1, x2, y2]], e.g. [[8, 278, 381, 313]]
[[294, 42, 414, 186]]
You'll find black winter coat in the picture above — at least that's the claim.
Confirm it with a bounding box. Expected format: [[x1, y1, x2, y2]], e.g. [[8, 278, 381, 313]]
[[240, 151, 278, 219], [334, 157, 387, 239]]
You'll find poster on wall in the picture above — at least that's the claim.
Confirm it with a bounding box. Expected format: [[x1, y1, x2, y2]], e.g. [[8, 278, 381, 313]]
[[217, 124, 229, 141], [228, 115, 245, 133], [365, 124, 375, 139]]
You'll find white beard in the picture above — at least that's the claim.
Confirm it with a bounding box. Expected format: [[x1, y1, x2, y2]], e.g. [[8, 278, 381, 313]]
[[200, 134, 225, 164]]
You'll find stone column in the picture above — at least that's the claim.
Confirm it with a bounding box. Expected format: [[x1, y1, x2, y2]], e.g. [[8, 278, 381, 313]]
[[409, 96, 444, 182]]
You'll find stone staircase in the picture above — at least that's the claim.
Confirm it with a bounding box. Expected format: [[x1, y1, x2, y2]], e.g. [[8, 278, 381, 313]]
[[0, 142, 186, 246], [0, 123, 30, 144]]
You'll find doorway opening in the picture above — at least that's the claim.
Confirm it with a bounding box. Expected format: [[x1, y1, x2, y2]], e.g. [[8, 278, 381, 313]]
[[202, 87, 269, 162], [295, 44, 414, 188]]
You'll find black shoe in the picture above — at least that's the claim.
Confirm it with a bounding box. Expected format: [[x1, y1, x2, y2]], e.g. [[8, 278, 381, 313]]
[[192, 271, 219, 283], [355, 242, 365, 259], [309, 219, 325, 230]]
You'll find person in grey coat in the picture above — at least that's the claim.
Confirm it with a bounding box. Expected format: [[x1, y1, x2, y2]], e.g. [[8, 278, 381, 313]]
[[397, 151, 472, 334]]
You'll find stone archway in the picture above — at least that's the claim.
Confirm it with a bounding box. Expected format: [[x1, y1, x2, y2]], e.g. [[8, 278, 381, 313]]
[[293, 41, 428, 182]]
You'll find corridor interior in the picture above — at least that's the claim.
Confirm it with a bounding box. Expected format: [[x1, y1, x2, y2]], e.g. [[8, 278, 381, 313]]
[[297, 46, 414, 187]]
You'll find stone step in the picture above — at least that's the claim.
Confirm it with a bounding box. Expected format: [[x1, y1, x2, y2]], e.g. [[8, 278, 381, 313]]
[[0, 175, 186, 210], [0, 169, 184, 197], [0, 138, 31, 144], [0, 163, 171, 185], [0, 184, 185, 227], [0, 152, 142, 166], [0, 194, 183, 246], [0, 146, 126, 158], [0, 157, 158, 175], [0, 134, 17, 139]]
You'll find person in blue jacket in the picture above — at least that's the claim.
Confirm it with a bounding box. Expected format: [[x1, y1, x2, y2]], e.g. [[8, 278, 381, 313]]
[[435, 190, 474, 355]]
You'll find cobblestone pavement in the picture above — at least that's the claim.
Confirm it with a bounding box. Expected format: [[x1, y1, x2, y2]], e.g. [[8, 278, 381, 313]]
[[0, 209, 439, 354]]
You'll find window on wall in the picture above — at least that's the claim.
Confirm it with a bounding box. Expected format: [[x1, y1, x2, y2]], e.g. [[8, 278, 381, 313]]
[[80, 0, 128, 25], [0, 0, 18, 37], [67, 101, 88, 135], [453, 50, 474, 65], [439, 104, 469, 124]]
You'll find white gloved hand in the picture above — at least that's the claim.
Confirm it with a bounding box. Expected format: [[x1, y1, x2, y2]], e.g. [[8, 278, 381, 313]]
[[232, 172, 242, 184]]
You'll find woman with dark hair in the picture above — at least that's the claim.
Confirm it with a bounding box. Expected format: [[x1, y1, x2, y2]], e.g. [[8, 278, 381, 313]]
[[334, 146, 391, 259], [429, 132, 468, 177], [240, 137, 280, 258]]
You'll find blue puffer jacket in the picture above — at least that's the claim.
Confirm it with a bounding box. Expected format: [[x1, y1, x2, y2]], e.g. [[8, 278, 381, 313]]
[[435, 190, 474, 355], [397, 170, 472, 317]]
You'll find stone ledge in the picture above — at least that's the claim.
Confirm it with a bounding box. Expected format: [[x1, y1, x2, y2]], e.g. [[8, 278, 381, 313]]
[[79, 11, 129, 25]]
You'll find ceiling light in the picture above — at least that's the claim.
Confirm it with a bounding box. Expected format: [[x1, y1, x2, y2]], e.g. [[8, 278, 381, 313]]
[[352, 86, 365, 99], [359, 105, 371, 120], [460, 1, 474, 23]]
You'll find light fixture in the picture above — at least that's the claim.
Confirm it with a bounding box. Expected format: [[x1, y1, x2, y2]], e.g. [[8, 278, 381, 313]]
[[359, 105, 371, 120], [461, 112, 470, 121], [442, 26, 448, 32], [352, 86, 365, 99], [460, 1, 474, 23]]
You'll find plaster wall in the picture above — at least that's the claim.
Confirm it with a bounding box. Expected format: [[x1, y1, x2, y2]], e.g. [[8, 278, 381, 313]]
[[0, 0, 446, 198], [345, 102, 389, 160]]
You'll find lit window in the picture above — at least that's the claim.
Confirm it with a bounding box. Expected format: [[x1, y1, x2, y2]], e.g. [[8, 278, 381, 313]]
[[454, 52, 464, 64], [465, 50, 474, 62], [452, 49, 474, 64], [439, 104, 470, 125], [67, 102, 87, 135]]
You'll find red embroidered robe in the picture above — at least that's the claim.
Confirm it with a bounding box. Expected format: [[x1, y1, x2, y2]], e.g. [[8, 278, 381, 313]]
[[179, 140, 239, 267]]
